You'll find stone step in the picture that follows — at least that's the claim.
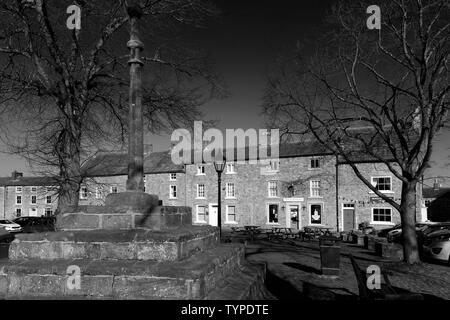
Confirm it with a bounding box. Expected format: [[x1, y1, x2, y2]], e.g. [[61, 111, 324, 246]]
[[0, 243, 263, 300], [9, 226, 218, 262], [205, 261, 276, 300]]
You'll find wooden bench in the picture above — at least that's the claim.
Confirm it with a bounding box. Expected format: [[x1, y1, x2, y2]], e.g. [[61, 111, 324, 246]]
[[349, 254, 423, 300]]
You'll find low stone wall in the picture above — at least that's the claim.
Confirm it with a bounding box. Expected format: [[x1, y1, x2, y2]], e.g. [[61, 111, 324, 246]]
[[56, 206, 192, 231], [380, 242, 404, 261], [9, 226, 218, 262], [0, 244, 269, 299]]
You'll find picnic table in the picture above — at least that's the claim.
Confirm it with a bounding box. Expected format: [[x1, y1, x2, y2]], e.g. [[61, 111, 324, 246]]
[[300, 226, 333, 241], [230, 225, 261, 241], [267, 227, 299, 240]]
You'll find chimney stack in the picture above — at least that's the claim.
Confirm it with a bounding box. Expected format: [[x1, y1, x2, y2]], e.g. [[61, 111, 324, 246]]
[[433, 179, 440, 191], [11, 171, 23, 180]]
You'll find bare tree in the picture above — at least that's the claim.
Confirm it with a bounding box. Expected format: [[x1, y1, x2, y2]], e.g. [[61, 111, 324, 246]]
[[0, 0, 224, 211], [263, 0, 450, 264]]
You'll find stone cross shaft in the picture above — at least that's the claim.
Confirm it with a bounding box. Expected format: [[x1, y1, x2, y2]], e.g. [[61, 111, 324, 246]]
[[126, 6, 145, 192]]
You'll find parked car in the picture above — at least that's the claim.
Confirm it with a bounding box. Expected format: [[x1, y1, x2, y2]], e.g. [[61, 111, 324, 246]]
[[386, 222, 439, 243], [14, 216, 56, 233], [422, 229, 450, 264], [0, 227, 14, 243], [0, 219, 22, 233], [376, 224, 401, 238]]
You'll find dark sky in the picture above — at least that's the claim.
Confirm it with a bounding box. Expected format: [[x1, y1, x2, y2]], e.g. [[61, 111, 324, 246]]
[[0, 0, 448, 186]]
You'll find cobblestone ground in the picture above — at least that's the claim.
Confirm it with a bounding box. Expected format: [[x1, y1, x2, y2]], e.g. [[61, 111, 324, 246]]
[[236, 235, 450, 300]]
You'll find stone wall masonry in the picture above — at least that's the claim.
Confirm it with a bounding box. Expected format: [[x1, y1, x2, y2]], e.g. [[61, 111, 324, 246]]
[[338, 163, 403, 230], [0, 244, 259, 299], [186, 156, 338, 230]]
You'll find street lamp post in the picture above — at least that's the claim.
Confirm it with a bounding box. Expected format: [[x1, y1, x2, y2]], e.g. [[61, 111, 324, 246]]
[[214, 156, 226, 241]]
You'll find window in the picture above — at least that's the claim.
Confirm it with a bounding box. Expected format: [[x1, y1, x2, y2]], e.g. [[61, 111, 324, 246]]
[[310, 180, 322, 197], [371, 177, 392, 192], [45, 208, 53, 216], [269, 160, 279, 172], [170, 185, 177, 199], [30, 195, 37, 204], [31, 186, 37, 192], [226, 205, 237, 223], [143, 176, 146, 192], [372, 208, 392, 223], [268, 181, 278, 197], [197, 184, 205, 198], [15, 186, 23, 193], [16, 208, 22, 217], [46, 196, 52, 204], [16, 195, 22, 205], [268, 204, 279, 224], [95, 187, 101, 199], [310, 158, 320, 169], [226, 183, 235, 198], [310, 204, 322, 224], [111, 186, 118, 194], [226, 163, 235, 174], [197, 165, 205, 175], [196, 205, 207, 223], [170, 173, 177, 181], [80, 186, 88, 199]]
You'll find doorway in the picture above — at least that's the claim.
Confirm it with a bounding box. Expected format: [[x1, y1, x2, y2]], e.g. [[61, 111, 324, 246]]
[[342, 204, 355, 231], [288, 205, 300, 230], [208, 204, 218, 227]]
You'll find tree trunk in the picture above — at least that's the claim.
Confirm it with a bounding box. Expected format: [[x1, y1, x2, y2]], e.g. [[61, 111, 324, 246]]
[[56, 108, 83, 214], [399, 181, 421, 264]]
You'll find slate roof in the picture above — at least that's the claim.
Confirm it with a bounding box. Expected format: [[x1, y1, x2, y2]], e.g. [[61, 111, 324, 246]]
[[0, 176, 58, 187], [423, 188, 450, 199], [82, 151, 184, 177]]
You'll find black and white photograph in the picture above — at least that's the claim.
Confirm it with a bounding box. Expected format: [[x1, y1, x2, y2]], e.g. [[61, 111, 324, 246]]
[[0, 0, 449, 309]]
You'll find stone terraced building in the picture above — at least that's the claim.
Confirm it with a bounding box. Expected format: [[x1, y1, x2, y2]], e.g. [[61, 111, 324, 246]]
[[0, 171, 59, 220], [79, 142, 425, 232]]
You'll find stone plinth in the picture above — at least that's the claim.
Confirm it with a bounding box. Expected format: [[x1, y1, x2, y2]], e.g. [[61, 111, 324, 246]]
[[0, 244, 271, 299], [381, 242, 404, 261], [9, 226, 217, 262], [56, 206, 191, 231]]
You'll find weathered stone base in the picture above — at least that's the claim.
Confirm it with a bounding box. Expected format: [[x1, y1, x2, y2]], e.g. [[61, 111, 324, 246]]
[[9, 226, 218, 262], [56, 206, 192, 231], [0, 244, 270, 300]]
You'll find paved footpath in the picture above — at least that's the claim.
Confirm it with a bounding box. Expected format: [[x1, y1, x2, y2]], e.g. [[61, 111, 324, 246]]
[[243, 238, 450, 300]]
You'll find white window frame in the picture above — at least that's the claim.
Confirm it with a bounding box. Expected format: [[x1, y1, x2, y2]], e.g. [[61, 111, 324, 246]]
[[197, 165, 206, 175], [95, 187, 101, 199], [16, 208, 22, 216], [16, 195, 22, 205], [309, 180, 322, 198], [45, 208, 53, 216], [371, 207, 394, 224], [268, 181, 278, 198], [110, 186, 118, 194], [15, 186, 22, 193], [46, 195, 52, 204], [31, 195, 37, 204], [225, 205, 238, 224], [195, 205, 208, 224], [226, 163, 236, 174], [169, 185, 177, 199], [266, 202, 280, 225], [80, 186, 88, 199], [170, 173, 177, 181], [196, 184, 206, 199], [370, 176, 393, 193], [31, 186, 37, 193], [226, 182, 236, 199]]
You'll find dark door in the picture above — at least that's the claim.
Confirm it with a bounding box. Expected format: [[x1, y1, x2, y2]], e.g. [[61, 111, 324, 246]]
[[343, 206, 355, 231]]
